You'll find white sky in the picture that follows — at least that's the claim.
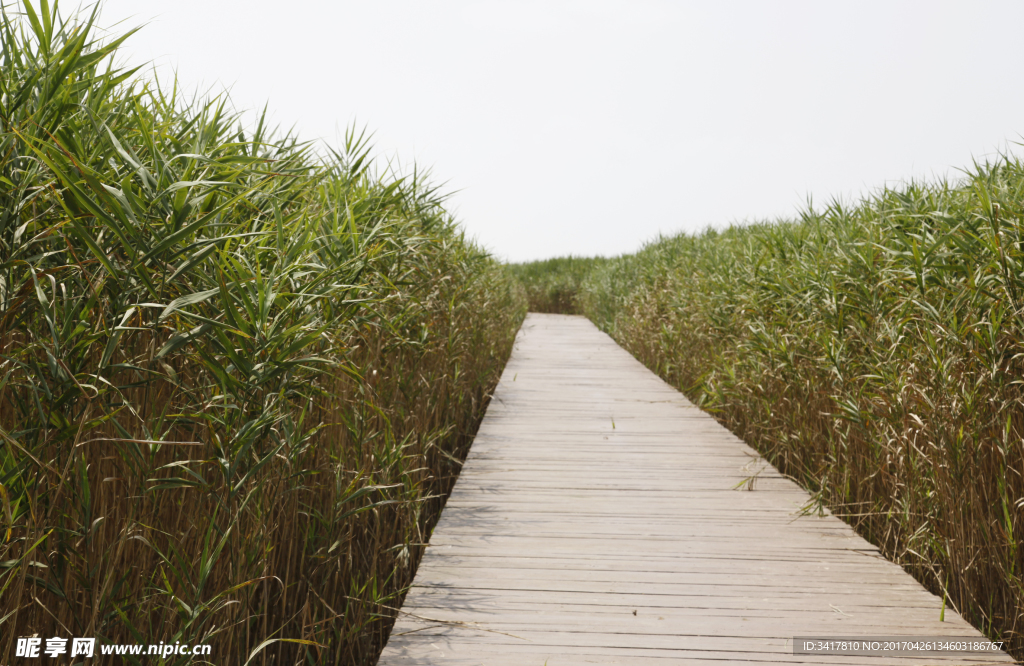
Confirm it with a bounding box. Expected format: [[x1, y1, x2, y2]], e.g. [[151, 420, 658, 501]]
[[96, 0, 1024, 262]]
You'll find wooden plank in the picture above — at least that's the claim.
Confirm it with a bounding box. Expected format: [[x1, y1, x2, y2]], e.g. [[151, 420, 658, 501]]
[[377, 314, 1013, 665]]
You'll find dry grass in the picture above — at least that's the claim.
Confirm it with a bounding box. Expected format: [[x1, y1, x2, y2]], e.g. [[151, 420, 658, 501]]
[[0, 3, 525, 664]]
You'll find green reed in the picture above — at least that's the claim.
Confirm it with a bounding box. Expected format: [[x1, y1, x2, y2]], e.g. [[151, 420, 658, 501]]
[[0, 2, 525, 663], [507, 256, 607, 314], [567, 164, 1024, 657]]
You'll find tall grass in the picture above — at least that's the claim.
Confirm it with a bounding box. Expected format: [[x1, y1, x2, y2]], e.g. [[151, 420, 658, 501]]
[[507, 255, 606, 314], [572, 163, 1024, 656], [0, 2, 525, 664]]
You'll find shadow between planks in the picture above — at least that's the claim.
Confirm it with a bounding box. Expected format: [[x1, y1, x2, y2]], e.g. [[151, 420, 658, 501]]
[[377, 313, 1015, 666]]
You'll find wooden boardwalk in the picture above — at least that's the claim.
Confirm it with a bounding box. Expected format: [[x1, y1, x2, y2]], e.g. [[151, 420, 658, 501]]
[[378, 314, 1014, 665]]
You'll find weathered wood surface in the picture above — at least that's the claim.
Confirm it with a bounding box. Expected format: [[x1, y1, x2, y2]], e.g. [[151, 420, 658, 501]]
[[378, 313, 1013, 665]]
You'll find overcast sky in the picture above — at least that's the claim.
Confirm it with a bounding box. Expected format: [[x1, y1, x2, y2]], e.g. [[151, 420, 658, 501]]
[[95, 0, 1024, 262]]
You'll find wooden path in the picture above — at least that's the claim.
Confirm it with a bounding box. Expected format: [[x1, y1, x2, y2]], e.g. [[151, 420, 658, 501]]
[[378, 314, 1014, 665]]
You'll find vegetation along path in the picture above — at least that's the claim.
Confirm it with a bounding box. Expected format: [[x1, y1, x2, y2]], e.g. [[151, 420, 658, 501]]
[[378, 314, 1012, 665]]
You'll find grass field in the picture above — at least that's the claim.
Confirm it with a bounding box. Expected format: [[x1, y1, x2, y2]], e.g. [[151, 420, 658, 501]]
[[516, 159, 1024, 655], [0, 3, 525, 664], [507, 255, 607, 314]]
